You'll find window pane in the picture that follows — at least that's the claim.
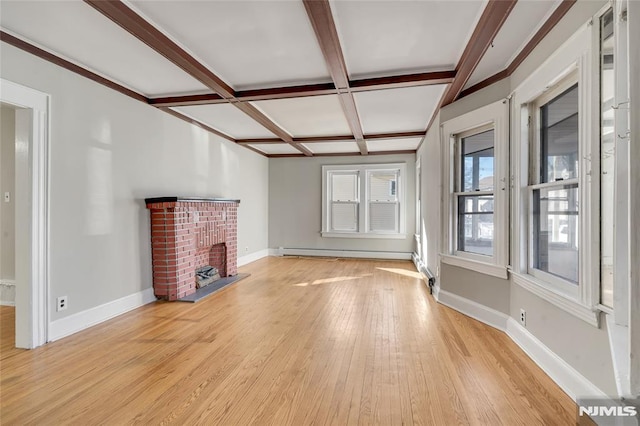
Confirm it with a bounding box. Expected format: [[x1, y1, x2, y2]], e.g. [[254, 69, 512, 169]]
[[331, 173, 358, 202], [532, 184, 579, 283], [369, 202, 398, 232], [331, 203, 358, 231], [461, 129, 494, 191], [600, 8, 614, 307], [540, 84, 579, 183], [369, 171, 398, 201], [457, 195, 494, 256]]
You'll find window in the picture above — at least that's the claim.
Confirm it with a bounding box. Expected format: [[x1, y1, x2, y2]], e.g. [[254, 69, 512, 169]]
[[367, 169, 400, 232], [440, 100, 508, 279], [510, 19, 600, 325], [456, 128, 495, 257], [529, 81, 580, 286], [328, 171, 359, 232], [322, 163, 406, 238]]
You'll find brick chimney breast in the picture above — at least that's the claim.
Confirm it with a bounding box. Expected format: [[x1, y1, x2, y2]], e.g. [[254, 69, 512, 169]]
[[145, 197, 240, 301]]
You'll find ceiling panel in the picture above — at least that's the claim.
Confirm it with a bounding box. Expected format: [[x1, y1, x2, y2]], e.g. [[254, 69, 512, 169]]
[[366, 137, 422, 152], [172, 104, 276, 139], [330, 0, 486, 79], [0, 1, 209, 97], [304, 141, 359, 154], [354, 85, 445, 134], [129, 0, 331, 91], [249, 144, 300, 155], [464, 0, 561, 89], [252, 95, 351, 137]]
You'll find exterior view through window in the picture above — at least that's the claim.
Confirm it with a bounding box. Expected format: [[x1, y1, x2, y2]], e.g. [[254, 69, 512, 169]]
[[457, 129, 494, 256], [532, 84, 579, 284]]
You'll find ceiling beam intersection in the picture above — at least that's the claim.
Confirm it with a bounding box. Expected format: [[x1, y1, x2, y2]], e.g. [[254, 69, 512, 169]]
[[303, 0, 367, 155], [84, 0, 310, 155]]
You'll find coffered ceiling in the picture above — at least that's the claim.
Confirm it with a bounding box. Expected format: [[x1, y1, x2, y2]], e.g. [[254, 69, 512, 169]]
[[0, 0, 573, 158]]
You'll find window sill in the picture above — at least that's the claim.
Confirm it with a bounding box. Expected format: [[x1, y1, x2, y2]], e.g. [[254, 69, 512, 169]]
[[321, 232, 407, 240], [511, 272, 600, 327], [440, 254, 508, 279]]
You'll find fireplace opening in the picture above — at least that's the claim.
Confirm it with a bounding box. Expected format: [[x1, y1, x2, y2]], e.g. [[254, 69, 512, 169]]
[[196, 266, 220, 288]]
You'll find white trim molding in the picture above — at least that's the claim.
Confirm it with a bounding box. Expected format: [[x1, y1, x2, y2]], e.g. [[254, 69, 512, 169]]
[[1, 78, 50, 349], [0, 279, 16, 306], [506, 318, 608, 401], [628, 0, 640, 397], [440, 254, 508, 280], [433, 288, 607, 402], [512, 273, 600, 327], [49, 288, 156, 342], [440, 99, 510, 278], [321, 232, 407, 240], [436, 288, 509, 331], [237, 249, 270, 267], [510, 21, 601, 326], [276, 248, 412, 260], [321, 162, 407, 239]]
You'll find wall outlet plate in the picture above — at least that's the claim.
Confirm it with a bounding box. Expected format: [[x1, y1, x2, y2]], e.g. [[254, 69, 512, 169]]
[[519, 308, 526, 327], [4, 192, 9, 203], [57, 296, 68, 312]]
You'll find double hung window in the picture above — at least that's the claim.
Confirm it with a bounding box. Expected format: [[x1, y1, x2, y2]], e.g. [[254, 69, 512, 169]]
[[440, 100, 508, 278], [322, 163, 406, 238], [529, 80, 580, 287], [456, 127, 495, 257]]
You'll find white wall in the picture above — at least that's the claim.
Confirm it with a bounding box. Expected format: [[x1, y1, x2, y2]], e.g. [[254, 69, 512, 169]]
[[416, 115, 440, 274], [0, 42, 269, 322], [416, 0, 619, 396], [269, 154, 415, 254], [0, 105, 16, 305], [0, 105, 16, 281]]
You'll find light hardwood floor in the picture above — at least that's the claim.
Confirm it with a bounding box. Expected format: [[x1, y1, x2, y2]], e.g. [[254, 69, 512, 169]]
[[1, 257, 577, 425]]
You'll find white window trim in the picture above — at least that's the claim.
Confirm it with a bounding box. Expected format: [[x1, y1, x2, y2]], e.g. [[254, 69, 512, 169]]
[[510, 20, 600, 326], [321, 163, 407, 239], [441, 99, 509, 277]]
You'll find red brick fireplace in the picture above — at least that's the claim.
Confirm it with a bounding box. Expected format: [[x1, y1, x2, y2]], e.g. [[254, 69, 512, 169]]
[[145, 197, 240, 301]]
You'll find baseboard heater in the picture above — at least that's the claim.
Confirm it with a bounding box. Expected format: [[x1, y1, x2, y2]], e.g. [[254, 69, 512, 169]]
[[412, 253, 436, 294], [424, 268, 436, 294], [276, 247, 412, 261]]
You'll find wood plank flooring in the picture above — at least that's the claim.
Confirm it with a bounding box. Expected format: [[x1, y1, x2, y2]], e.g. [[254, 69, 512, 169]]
[[0, 257, 577, 425]]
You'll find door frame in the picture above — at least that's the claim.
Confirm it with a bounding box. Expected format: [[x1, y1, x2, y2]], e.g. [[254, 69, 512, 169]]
[[1, 78, 49, 348]]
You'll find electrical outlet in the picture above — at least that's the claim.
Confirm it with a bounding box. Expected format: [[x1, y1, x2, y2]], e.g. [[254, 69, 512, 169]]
[[57, 296, 68, 312], [4, 192, 9, 203], [519, 308, 526, 327], [245, 246, 249, 252]]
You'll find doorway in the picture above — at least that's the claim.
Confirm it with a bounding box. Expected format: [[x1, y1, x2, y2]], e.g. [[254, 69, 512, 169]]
[[1, 104, 17, 355], [0, 79, 49, 349]]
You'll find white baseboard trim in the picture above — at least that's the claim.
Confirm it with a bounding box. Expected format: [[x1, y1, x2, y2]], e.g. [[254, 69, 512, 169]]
[[237, 249, 270, 267], [435, 289, 606, 401], [49, 287, 156, 342], [506, 318, 607, 400], [0, 279, 16, 306], [275, 247, 412, 260], [269, 248, 282, 257], [436, 288, 509, 331], [432, 285, 441, 300], [411, 253, 425, 273]]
